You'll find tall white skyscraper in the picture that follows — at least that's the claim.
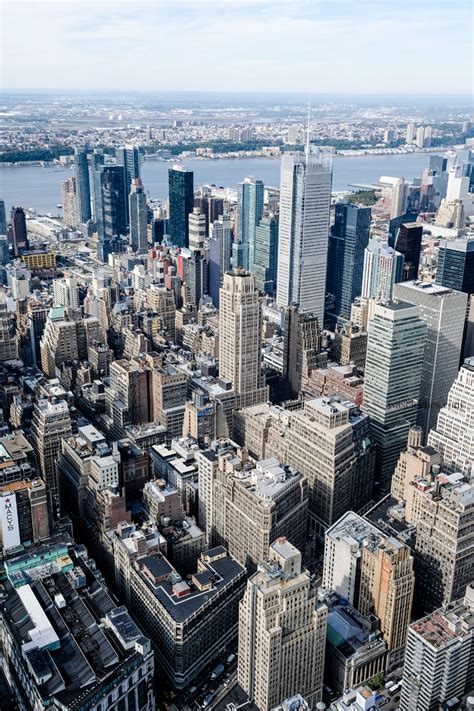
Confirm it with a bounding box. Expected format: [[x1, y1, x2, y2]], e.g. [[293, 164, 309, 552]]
[[361, 240, 404, 303], [219, 269, 268, 408], [363, 302, 426, 495], [390, 177, 408, 219], [428, 356, 474, 480], [393, 281, 468, 438], [405, 122, 415, 144], [276, 150, 332, 323]]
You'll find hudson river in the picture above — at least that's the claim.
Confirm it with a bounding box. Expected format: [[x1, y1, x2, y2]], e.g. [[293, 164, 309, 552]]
[[0, 152, 432, 215]]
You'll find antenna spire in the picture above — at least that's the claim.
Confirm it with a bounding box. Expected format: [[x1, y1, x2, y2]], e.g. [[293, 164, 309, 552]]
[[305, 96, 311, 156]]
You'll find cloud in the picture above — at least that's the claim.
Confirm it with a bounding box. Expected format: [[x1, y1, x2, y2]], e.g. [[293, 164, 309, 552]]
[[1, 0, 471, 93]]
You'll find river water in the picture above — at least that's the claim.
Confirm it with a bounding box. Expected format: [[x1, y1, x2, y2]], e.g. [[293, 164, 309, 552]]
[[0, 152, 431, 215]]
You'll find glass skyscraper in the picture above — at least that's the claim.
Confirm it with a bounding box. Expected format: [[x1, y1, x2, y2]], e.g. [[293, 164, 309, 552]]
[[252, 213, 279, 294], [129, 178, 148, 253], [0, 198, 6, 235], [236, 177, 264, 271], [98, 165, 127, 261], [74, 147, 92, 224], [388, 221, 422, 281], [116, 146, 141, 223], [326, 203, 371, 325], [168, 166, 194, 248], [90, 149, 105, 237], [435, 238, 474, 294]]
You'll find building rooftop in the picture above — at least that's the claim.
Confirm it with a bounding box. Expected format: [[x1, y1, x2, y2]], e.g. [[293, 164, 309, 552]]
[[410, 586, 474, 648], [327, 511, 404, 553]]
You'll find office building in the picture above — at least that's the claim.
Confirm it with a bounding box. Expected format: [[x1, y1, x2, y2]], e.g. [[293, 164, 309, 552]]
[[168, 165, 194, 248], [323, 511, 415, 667], [129, 178, 148, 253], [276, 150, 332, 323], [52, 274, 79, 311], [233, 397, 375, 539], [73, 146, 92, 224], [0, 479, 50, 553], [10, 206, 29, 257], [388, 222, 422, 281], [0, 197, 6, 234], [106, 359, 153, 437], [208, 214, 233, 307], [211, 452, 308, 571], [60, 176, 78, 228], [0, 540, 155, 711], [90, 148, 105, 234], [363, 302, 425, 496], [306, 363, 364, 406], [393, 281, 467, 437], [326, 203, 371, 324], [238, 538, 327, 710], [0, 234, 9, 264], [321, 590, 388, 694], [195, 439, 237, 541], [361, 240, 404, 303], [428, 356, 474, 478], [39, 307, 79, 378], [126, 546, 246, 688], [152, 364, 187, 440], [100, 165, 128, 260], [390, 178, 408, 219], [252, 212, 279, 294], [0, 290, 17, 361], [236, 177, 264, 270], [183, 208, 208, 307], [400, 586, 474, 711], [116, 145, 141, 197], [283, 305, 322, 397], [333, 322, 368, 372], [435, 238, 474, 294], [219, 269, 268, 408], [29, 397, 72, 499]]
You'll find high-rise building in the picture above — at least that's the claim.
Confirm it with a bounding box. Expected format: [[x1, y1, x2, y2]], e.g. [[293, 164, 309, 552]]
[[252, 213, 279, 294], [238, 539, 327, 710], [415, 126, 425, 148], [218, 269, 268, 408], [60, 176, 78, 228], [0, 290, 17, 361], [10, 206, 29, 256], [405, 122, 415, 144], [283, 306, 322, 397], [0, 197, 6, 234], [106, 358, 153, 437], [129, 178, 148, 253], [211, 450, 308, 571], [90, 148, 105, 233], [427, 356, 474, 478], [39, 306, 79, 377], [435, 237, 474, 294], [393, 281, 467, 437], [100, 165, 127, 260], [29, 397, 72, 499], [208, 214, 233, 306], [361, 240, 404, 303], [326, 203, 371, 323], [116, 145, 141, 195], [52, 274, 79, 311], [390, 178, 409, 219], [362, 302, 426, 496], [0, 479, 51, 550], [168, 165, 194, 248], [233, 396, 375, 539], [388, 222, 423, 281], [73, 146, 92, 224], [400, 586, 474, 711], [236, 177, 264, 271], [323, 511, 415, 667], [276, 150, 332, 323]]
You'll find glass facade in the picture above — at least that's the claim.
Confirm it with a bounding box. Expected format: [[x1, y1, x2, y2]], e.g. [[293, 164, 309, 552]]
[[168, 167, 194, 248], [74, 147, 92, 224]]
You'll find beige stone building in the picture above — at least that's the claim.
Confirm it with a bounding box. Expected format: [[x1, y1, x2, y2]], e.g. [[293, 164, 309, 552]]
[[238, 538, 327, 710]]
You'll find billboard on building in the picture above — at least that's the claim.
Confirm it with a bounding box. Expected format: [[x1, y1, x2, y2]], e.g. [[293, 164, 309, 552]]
[[0, 491, 21, 550]]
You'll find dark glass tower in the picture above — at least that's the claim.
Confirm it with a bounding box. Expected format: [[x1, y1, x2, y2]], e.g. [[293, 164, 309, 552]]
[[0, 198, 6, 235], [99, 166, 127, 261], [389, 221, 422, 281], [74, 147, 92, 224], [436, 239, 474, 294], [326, 203, 371, 324], [90, 149, 105, 237], [116, 146, 141, 223], [168, 166, 194, 248], [10, 206, 29, 257], [252, 213, 279, 294], [236, 177, 264, 270]]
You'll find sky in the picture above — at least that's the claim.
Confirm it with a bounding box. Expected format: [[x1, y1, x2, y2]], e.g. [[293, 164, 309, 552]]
[[1, 0, 472, 95]]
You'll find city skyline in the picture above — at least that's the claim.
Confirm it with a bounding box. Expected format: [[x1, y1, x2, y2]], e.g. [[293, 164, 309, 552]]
[[2, 0, 471, 94]]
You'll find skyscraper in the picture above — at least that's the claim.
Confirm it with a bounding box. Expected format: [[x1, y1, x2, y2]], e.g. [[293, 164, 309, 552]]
[[116, 145, 141, 223], [388, 221, 423, 280], [427, 356, 474, 478], [363, 302, 426, 496], [60, 176, 78, 228], [73, 147, 91, 224], [326, 203, 371, 324], [405, 122, 415, 144], [276, 150, 332, 323], [236, 177, 264, 271], [218, 269, 268, 408], [238, 539, 327, 710], [390, 178, 409, 219], [208, 214, 233, 306], [99, 165, 127, 261], [435, 237, 474, 294], [29, 397, 73, 500], [252, 213, 279, 294], [323, 511, 415, 668], [129, 178, 148, 253], [361, 240, 404, 303], [10, 206, 29, 256], [393, 281, 468, 437], [90, 148, 105, 235], [168, 165, 194, 248], [283, 306, 321, 397], [400, 587, 474, 711], [0, 198, 6, 235]]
